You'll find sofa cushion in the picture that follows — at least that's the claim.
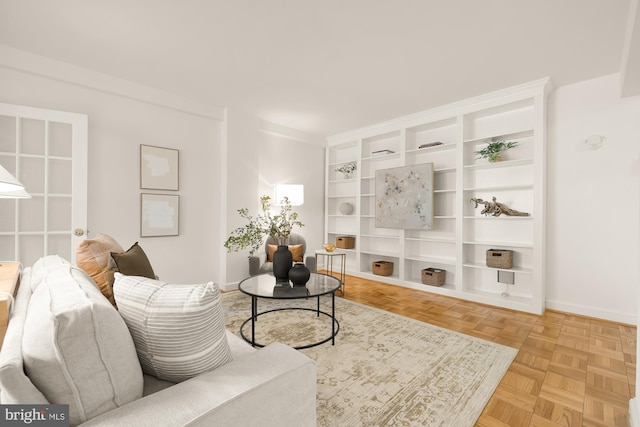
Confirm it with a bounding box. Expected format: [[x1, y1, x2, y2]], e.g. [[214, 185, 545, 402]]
[[76, 233, 124, 306], [111, 242, 156, 279], [22, 265, 144, 426], [113, 273, 233, 383], [267, 244, 303, 262], [27, 255, 70, 291], [0, 267, 49, 406]]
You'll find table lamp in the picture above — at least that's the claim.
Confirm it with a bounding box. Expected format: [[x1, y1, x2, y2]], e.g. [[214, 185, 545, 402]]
[[0, 165, 31, 199], [0, 164, 29, 319]]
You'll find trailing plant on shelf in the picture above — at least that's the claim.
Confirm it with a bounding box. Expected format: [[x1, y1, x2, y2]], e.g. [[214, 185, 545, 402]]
[[474, 139, 518, 163], [335, 161, 357, 178], [224, 195, 304, 257]]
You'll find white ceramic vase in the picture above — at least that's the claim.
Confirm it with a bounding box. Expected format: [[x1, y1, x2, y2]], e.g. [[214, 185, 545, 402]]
[[339, 202, 354, 215]]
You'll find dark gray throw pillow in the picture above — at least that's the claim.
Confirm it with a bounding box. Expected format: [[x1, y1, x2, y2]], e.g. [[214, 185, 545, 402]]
[[111, 242, 156, 278]]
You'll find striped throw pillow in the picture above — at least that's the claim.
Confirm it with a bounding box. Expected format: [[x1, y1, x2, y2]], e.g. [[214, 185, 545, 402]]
[[113, 273, 232, 382]]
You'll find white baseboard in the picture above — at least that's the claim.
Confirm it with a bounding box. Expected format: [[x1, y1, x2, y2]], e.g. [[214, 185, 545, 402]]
[[546, 299, 636, 325], [219, 283, 636, 324], [630, 398, 640, 427], [221, 281, 239, 292]]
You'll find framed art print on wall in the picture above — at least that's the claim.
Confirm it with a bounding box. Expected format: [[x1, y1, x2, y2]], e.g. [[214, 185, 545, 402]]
[[140, 144, 179, 190], [141, 193, 179, 237], [375, 163, 434, 229]]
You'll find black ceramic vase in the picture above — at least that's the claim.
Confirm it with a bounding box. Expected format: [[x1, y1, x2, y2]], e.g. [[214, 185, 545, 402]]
[[272, 245, 292, 283], [289, 262, 311, 286]]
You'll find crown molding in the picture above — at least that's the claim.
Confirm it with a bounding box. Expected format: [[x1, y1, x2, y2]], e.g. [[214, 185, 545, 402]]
[[0, 44, 225, 121], [259, 119, 325, 146]]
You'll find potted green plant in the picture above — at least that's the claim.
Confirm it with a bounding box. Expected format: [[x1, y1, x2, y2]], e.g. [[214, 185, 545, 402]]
[[474, 140, 518, 163], [335, 161, 357, 178], [224, 195, 304, 257]]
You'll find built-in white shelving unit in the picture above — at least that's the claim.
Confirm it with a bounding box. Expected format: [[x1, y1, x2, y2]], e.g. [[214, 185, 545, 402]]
[[324, 78, 551, 314]]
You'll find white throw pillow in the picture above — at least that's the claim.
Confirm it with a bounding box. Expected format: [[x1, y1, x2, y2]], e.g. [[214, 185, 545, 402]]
[[22, 265, 144, 426], [113, 273, 233, 383]]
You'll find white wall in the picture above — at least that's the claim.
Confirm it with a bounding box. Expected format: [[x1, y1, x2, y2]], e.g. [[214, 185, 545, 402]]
[[258, 129, 325, 257], [223, 108, 261, 285], [0, 46, 327, 290], [547, 73, 640, 324], [0, 47, 225, 284], [222, 114, 326, 288]]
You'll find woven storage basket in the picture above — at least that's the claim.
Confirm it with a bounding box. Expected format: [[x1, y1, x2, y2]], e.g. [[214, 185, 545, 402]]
[[486, 249, 513, 269], [336, 236, 355, 249], [372, 261, 393, 276], [421, 268, 445, 286]]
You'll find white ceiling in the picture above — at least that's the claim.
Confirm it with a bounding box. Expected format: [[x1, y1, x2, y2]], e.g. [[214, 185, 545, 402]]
[[0, 0, 634, 137]]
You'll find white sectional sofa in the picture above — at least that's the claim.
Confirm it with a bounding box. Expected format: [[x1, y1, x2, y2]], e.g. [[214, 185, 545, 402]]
[[0, 256, 317, 426]]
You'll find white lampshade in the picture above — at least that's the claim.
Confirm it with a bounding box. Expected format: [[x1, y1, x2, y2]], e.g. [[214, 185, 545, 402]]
[[0, 165, 30, 198], [0, 188, 31, 199], [275, 184, 304, 206], [0, 165, 25, 192]]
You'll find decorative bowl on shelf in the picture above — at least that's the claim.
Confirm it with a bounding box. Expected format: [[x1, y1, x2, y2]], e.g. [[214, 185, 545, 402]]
[[323, 244, 336, 252]]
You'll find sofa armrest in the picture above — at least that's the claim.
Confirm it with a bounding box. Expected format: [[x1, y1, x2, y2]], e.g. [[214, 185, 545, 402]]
[[304, 255, 317, 273], [248, 250, 267, 276], [248, 256, 260, 276], [80, 343, 316, 427]]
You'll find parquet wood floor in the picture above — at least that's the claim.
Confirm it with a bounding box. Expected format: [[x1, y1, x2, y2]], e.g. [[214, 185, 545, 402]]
[[332, 273, 636, 427]]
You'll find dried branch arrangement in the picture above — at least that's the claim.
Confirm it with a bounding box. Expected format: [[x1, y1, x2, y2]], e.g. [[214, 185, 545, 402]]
[[470, 197, 529, 217]]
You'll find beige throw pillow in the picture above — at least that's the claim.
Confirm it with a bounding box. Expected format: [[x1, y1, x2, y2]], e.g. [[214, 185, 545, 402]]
[[267, 244, 304, 262], [75, 233, 124, 305]]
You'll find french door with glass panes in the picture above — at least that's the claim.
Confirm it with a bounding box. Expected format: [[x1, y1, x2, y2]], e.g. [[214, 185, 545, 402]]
[[0, 103, 87, 266]]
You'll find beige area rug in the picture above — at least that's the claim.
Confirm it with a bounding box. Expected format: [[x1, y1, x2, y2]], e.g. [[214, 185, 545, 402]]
[[221, 291, 517, 427]]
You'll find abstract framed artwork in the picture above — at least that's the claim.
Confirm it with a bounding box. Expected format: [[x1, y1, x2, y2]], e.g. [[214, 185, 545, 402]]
[[140, 145, 179, 190], [375, 163, 434, 229], [141, 193, 180, 237]]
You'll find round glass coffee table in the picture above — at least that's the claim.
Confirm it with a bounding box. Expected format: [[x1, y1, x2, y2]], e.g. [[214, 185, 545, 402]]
[[238, 273, 341, 349]]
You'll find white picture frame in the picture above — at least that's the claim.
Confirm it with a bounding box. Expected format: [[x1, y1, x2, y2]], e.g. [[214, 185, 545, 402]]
[[141, 193, 180, 237], [140, 145, 179, 190]]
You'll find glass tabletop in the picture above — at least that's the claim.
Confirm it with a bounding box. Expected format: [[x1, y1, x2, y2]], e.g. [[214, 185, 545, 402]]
[[239, 273, 341, 299]]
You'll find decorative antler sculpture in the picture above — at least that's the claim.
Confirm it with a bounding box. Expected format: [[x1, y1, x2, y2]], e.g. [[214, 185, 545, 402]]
[[470, 197, 529, 217]]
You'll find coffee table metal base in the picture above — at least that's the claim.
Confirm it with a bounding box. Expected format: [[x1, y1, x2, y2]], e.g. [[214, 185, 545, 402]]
[[240, 297, 340, 350]]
